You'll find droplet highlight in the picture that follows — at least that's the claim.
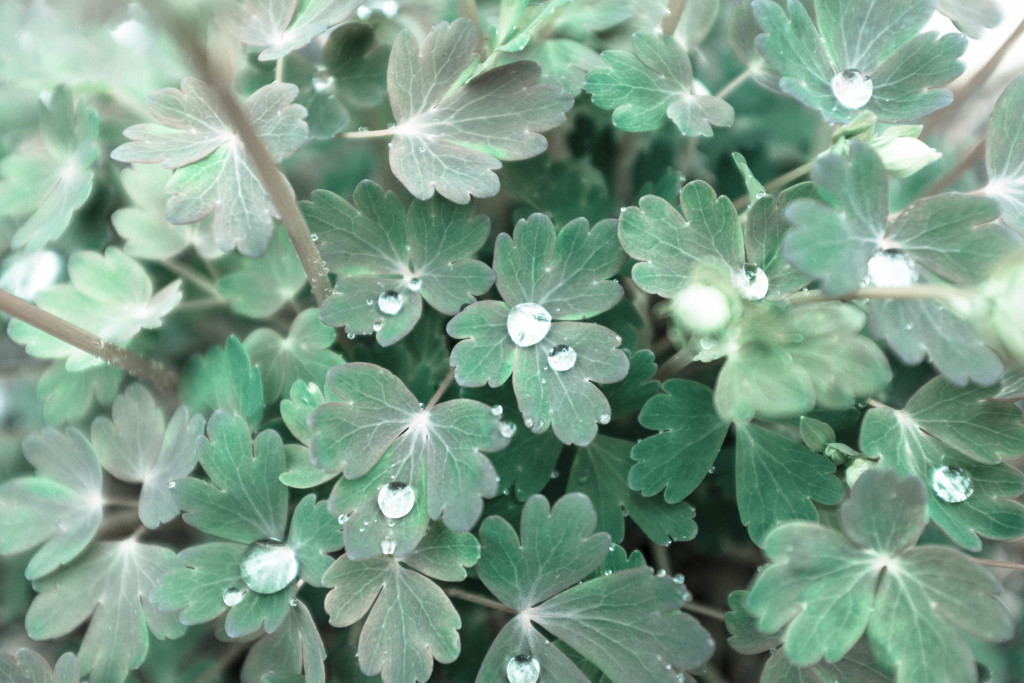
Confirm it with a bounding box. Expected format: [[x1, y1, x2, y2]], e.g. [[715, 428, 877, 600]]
[[312, 71, 334, 93], [507, 303, 552, 347], [831, 69, 873, 109], [378, 290, 403, 316], [865, 250, 919, 288], [931, 465, 974, 504], [377, 481, 415, 519], [239, 540, 299, 594], [732, 264, 769, 300], [547, 344, 577, 372], [222, 586, 245, 607], [506, 654, 541, 683]]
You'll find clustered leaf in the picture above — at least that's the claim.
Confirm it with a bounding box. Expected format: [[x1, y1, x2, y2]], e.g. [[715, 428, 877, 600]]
[[985, 72, 1024, 236], [234, 0, 361, 61], [244, 308, 345, 402]]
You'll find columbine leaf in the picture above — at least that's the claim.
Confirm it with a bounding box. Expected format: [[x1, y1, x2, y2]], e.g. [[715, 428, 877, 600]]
[[601, 349, 660, 419], [311, 364, 507, 557], [240, 601, 327, 683], [0, 86, 98, 249], [0, 649, 80, 683], [743, 184, 816, 296], [7, 248, 181, 371], [26, 541, 185, 683], [752, 0, 965, 123], [629, 379, 729, 503], [180, 335, 265, 428], [244, 309, 345, 402], [448, 214, 629, 445], [387, 18, 572, 202], [937, 0, 1001, 39], [734, 422, 844, 546], [585, 31, 733, 136], [860, 376, 1024, 550], [985, 73, 1024, 236], [0, 428, 101, 579], [476, 494, 714, 681], [746, 468, 1012, 681], [568, 436, 697, 544], [303, 180, 494, 345], [323, 523, 479, 682], [90, 384, 205, 529], [36, 362, 122, 426], [235, 0, 361, 61], [217, 227, 308, 319], [111, 79, 307, 256]]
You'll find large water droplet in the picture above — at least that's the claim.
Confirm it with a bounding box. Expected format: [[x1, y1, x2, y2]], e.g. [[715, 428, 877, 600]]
[[506, 654, 541, 683], [377, 482, 415, 519], [507, 303, 552, 347], [931, 465, 974, 503], [732, 264, 769, 300], [222, 586, 245, 607], [239, 540, 299, 594], [831, 69, 873, 109], [378, 290, 403, 316], [547, 344, 577, 372], [865, 250, 918, 288]]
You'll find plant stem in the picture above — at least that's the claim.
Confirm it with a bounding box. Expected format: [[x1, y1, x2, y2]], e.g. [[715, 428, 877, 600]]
[[161, 259, 222, 298], [104, 497, 140, 508], [714, 69, 751, 100], [732, 159, 816, 209], [337, 128, 398, 140], [426, 368, 456, 410], [682, 601, 726, 622], [650, 542, 672, 573], [662, 0, 688, 35], [0, 288, 179, 395], [143, 1, 333, 306], [195, 641, 249, 683], [924, 138, 986, 196], [973, 557, 1024, 571], [444, 586, 517, 615], [656, 349, 694, 381], [786, 284, 964, 305], [865, 398, 891, 411]]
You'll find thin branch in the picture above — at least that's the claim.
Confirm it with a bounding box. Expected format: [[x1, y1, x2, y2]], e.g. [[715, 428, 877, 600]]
[[732, 159, 816, 209], [336, 128, 398, 140], [650, 542, 672, 574], [161, 259, 222, 298], [865, 398, 892, 411], [104, 497, 141, 508], [142, 1, 333, 305], [714, 69, 751, 100], [656, 349, 694, 381], [662, 0, 688, 35], [444, 586, 518, 615], [682, 601, 726, 622], [923, 139, 986, 196], [0, 289, 179, 395], [973, 557, 1024, 571], [785, 284, 964, 305], [426, 368, 456, 410]]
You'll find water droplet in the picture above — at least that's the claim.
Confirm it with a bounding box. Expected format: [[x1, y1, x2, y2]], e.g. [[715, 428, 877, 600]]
[[378, 290, 403, 316], [289, 597, 299, 607], [347, 332, 356, 340], [551, 470, 560, 479], [507, 303, 552, 347], [372, 320, 384, 332], [222, 586, 245, 606], [506, 654, 541, 683], [732, 264, 769, 300], [598, 413, 611, 425], [831, 69, 873, 109], [311, 71, 334, 92], [865, 250, 919, 288], [337, 513, 350, 526], [407, 277, 422, 292], [708, 466, 716, 474], [167, 480, 176, 489], [310, 233, 319, 242], [931, 465, 974, 503], [498, 421, 516, 438], [547, 344, 577, 372], [418, 147, 426, 153], [377, 481, 415, 519], [523, 416, 534, 429], [239, 540, 299, 594], [381, 537, 396, 555], [365, 298, 374, 305], [491, 405, 503, 417], [603, 569, 612, 576]]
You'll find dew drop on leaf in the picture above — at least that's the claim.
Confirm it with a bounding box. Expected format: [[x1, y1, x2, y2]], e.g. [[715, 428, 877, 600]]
[[732, 264, 769, 300], [378, 290, 403, 316], [289, 597, 299, 607], [381, 537, 396, 555], [377, 481, 415, 519], [407, 277, 422, 292], [506, 654, 541, 683], [598, 413, 611, 425], [831, 69, 873, 109], [310, 233, 319, 242], [372, 320, 384, 332], [167, 480, 176, 489], [239, 540, 299, 594], [865, 250, 919, 288], [491, 404, 503, 417], [221, 586, 245, 607], [507, 303, 552, 347], [498, 421, 516, 438], [337, 513, 349, 526], [311, 72, 334, 93], [547, 344, 577, 371], [931, 465, 974, 503]]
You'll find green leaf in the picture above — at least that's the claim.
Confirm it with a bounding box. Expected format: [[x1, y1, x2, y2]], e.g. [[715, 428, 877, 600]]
[[752, 0, 965, 123], [476, 494, 714, 681], [747, 468, 1011, 681], [601, 349, 660, 419], [235, 0, 361, 61], [501, 154, 615, 225], [37, 362, 122, 426], [0, 86, 98, 249], [937, 0, 1001, 39], [26, 541, 185, 683], [860, 376, 1024, 550], [760, 639, 895, 683], [241, 601, 326, 683], [387, 18, 572, 202], [323, 523, 479, 682], [799, 416, 836, 454], [620, 181, 744, 297], [91, 384, 205, 529], [286, 493, 344, 587], [725, 590, 783, 655], [743, 184, 816, 296], [0, 649, 80, 683], [324, 23, 390, 108], [734, 422, 844, 546], [985, 73, 1024, 236], [303, 180, 494, 345], [311, 364, 507, 556], [629, 379, 729, 503], [111, 79, 308, 256], [244, 308, 345, 402], [585, 31, 733, 136], [448, 214, 629, 445], [0, 428, 101, 579], [519, 38, 605, 96], [7, 248, 182, 371], [568, 435, 697, 544], [174, 411, 289, 543], [180, 335, 265, 428], [217, 227, 308, 319]]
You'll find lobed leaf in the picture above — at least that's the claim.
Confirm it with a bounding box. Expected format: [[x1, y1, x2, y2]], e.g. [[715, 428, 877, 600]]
[[985, 73, 1024, 236], [180, 335, 265, 428], [235, 0, 361, 61], [244, 308, 345, 402]]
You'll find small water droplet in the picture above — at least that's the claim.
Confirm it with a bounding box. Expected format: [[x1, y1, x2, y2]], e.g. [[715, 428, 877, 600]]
[[547, 344, 577, 372], [289, 597, 299, 607], [347, 332, 356, 340], [491, 404, 503, 417], [551, 469, 560, 479], [312, 71, 334, 93], [407, 277, 422, 292], [365, 298, 374, 305], [418, 147, 426, 153], [310, 233, 319, 242], [831, 69, 873, 109], [708, 466, 716, 474], [598, 413, 611, 425], [167, 480, 176, 489], [222, 586, 245, 607], [498, 421, 516, 438], [506, 654, 541, 683], [239, 540, 299, 594], [378, 290, 403, 316], [865, 250, 919, 288], [377, 481, 415, 518], [931, 465, 974, 503], [337, 513, 349, 526], [507, 303, 552, 347], [372, 320, 384, 332], [381, 537, 396, 555], [603, 569, 612, 576], [732, 263, 769, 300]]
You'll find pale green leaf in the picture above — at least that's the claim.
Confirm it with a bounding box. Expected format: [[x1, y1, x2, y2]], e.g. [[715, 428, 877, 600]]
[[244, 308, 344, 402], [235, 0, 361, 61]]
